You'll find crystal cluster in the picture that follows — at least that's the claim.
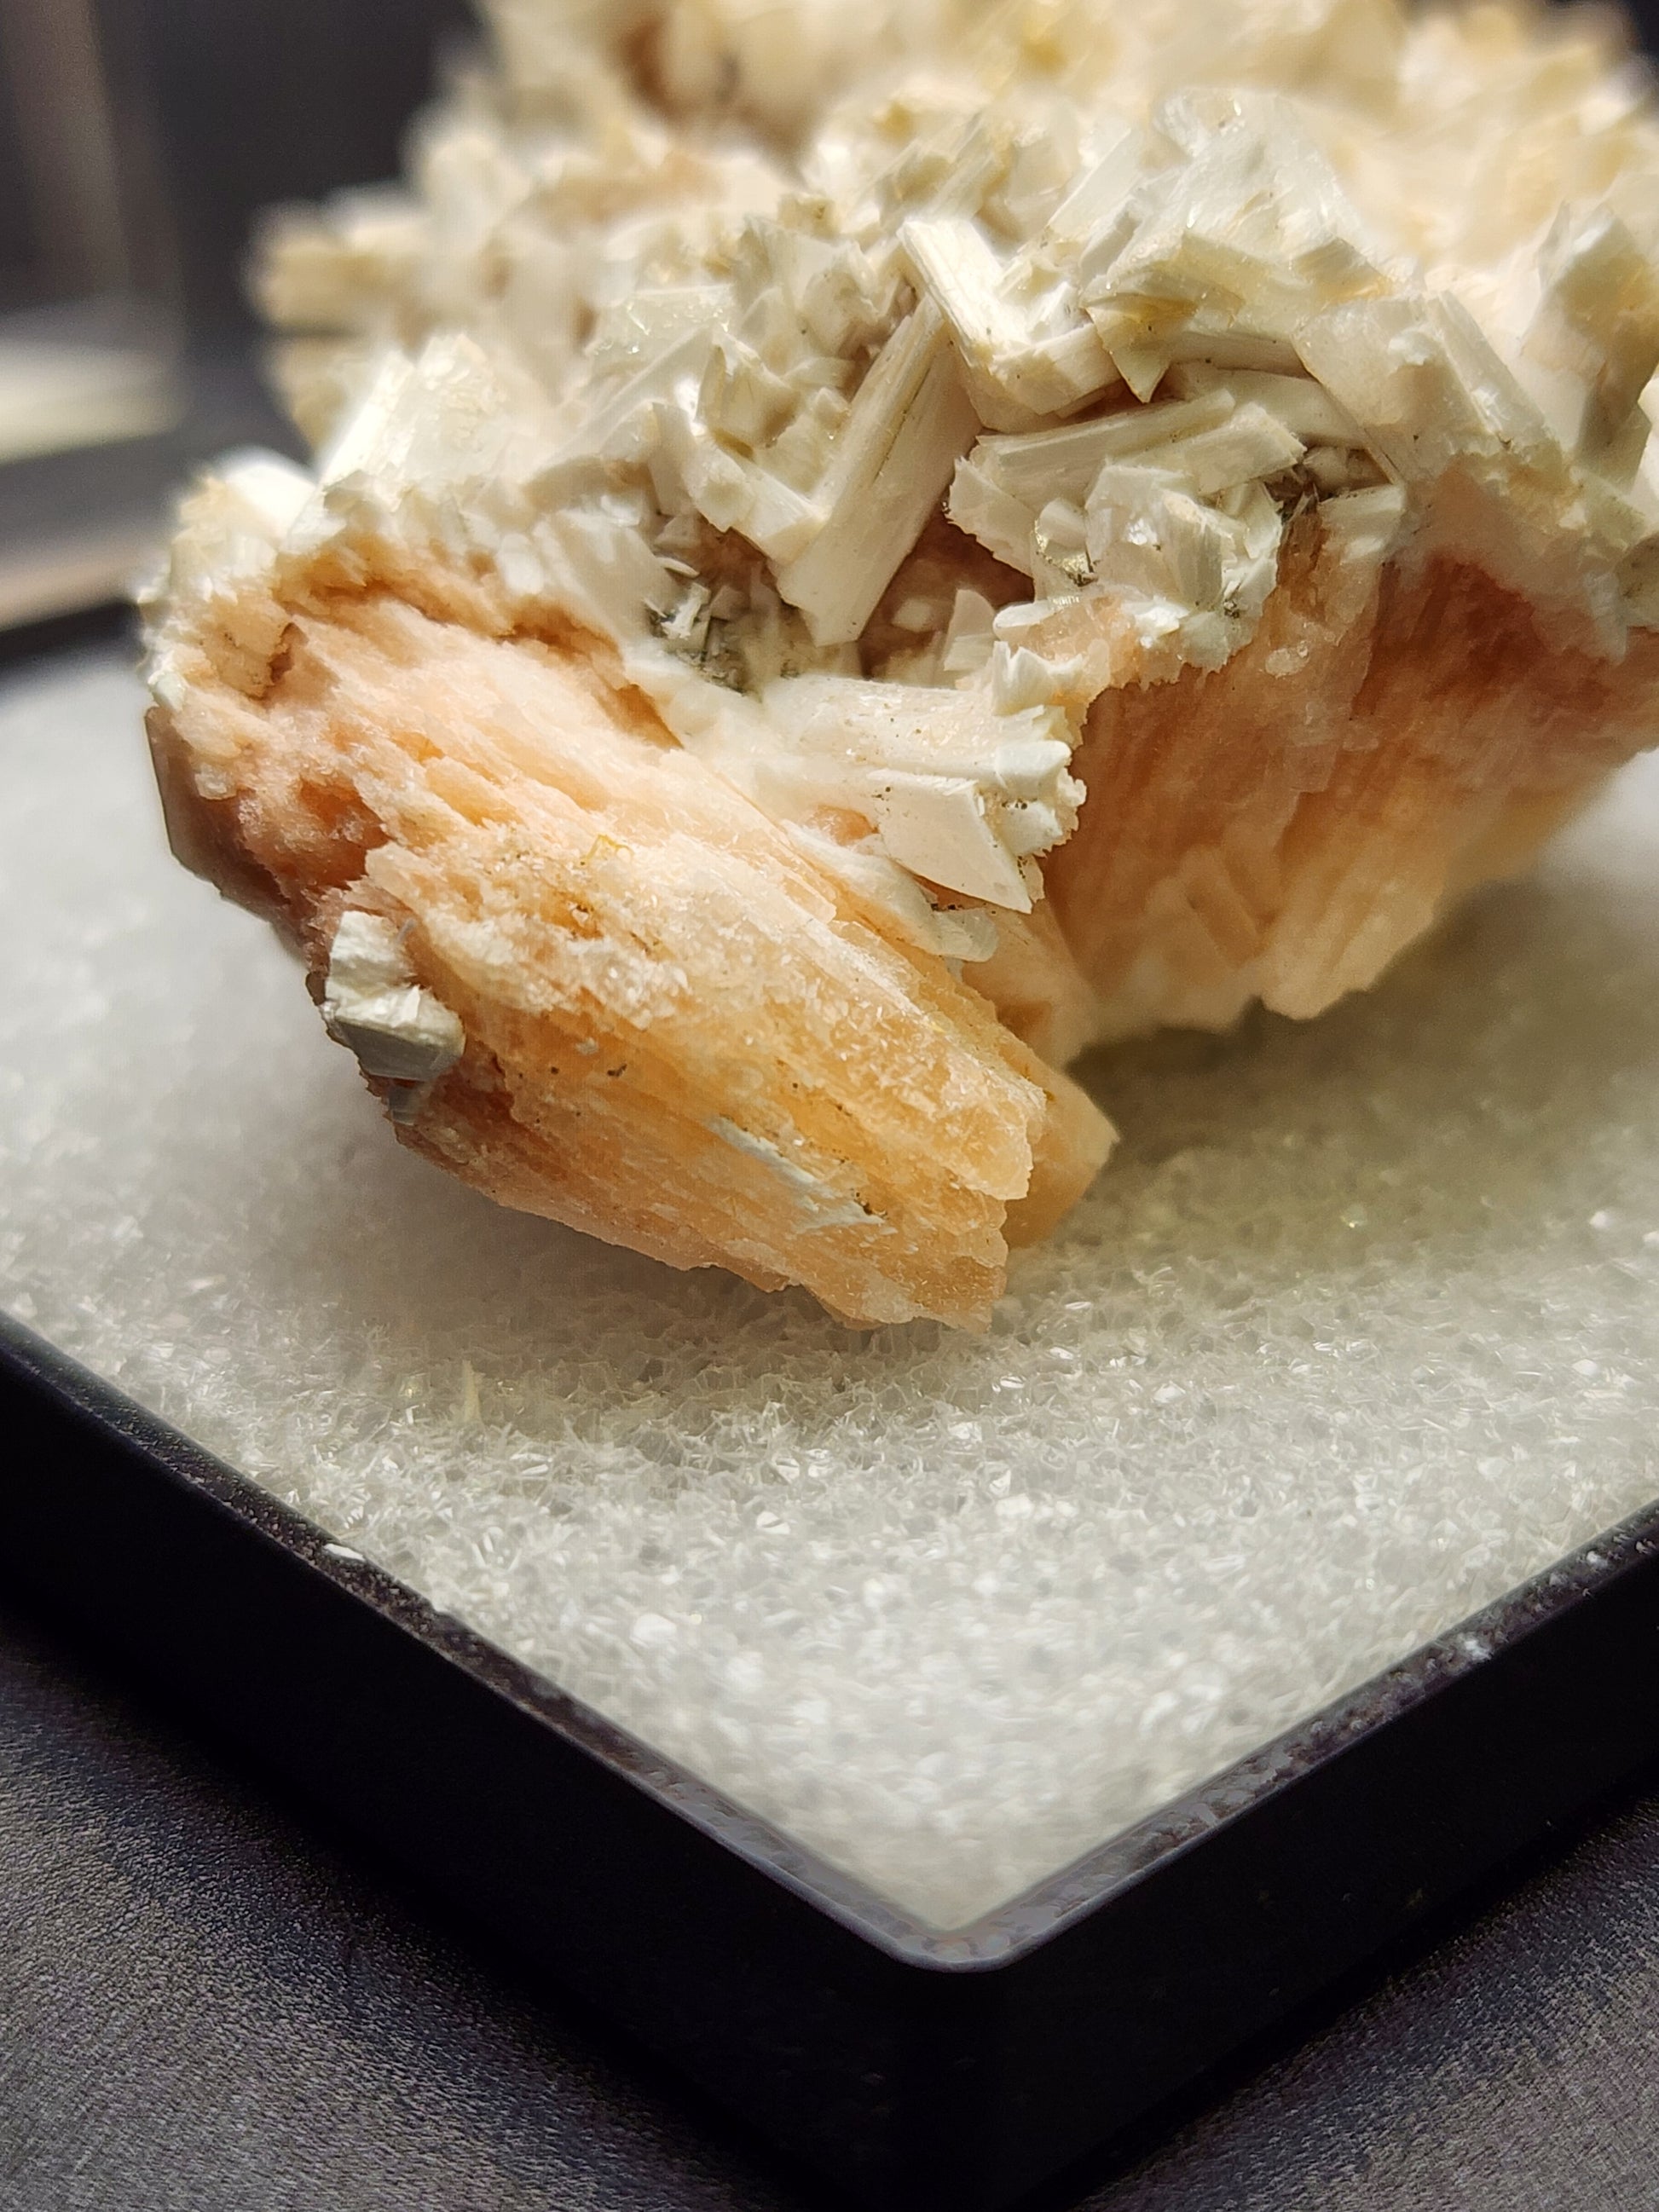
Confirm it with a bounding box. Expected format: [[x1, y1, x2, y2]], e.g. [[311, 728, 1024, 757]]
[[146, 0, 1659, 1322]]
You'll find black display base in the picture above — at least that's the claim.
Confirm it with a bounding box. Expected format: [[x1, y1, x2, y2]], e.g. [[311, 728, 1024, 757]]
[[5, 1307, 1658, 2212]]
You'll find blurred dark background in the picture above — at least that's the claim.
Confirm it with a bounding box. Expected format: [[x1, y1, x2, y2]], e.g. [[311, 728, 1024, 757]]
[[1, 0, 472, 334], [0, 0, 472, 626]]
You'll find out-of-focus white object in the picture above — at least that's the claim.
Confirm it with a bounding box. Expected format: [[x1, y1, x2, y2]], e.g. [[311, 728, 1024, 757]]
[[0, 303, 184, 630], [0, 331, 181, 466], [0, 0, 182, 622]]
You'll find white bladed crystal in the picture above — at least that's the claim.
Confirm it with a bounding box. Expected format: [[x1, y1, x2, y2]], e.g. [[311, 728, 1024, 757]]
[[1082, 95, 1386, 336], [1517, 208, 1659, 461], [775, 301, 980, 646], [749, 673, 1083, 910], [323, 912, 466, 1085]]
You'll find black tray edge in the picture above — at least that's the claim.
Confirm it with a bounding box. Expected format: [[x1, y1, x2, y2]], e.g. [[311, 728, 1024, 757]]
[[8, 1303, 1659, 2210], [0, 1310, 934, 1955]]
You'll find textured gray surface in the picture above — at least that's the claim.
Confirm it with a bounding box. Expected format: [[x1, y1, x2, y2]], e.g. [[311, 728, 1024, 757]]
[[4, 1588, 1659, 2212]]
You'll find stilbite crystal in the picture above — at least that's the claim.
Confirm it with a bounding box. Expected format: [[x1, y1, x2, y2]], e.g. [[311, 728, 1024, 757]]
[[147, 0, 1659, 1323]]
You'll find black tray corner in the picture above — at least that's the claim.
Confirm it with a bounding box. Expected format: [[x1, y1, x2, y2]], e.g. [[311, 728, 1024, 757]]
[[5, 1306, 1659, 2211]]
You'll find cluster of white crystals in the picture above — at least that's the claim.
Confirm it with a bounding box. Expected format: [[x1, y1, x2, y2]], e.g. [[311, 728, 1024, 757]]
[[236, 0, 1659, 967], [9, 652, 1659, 1926]]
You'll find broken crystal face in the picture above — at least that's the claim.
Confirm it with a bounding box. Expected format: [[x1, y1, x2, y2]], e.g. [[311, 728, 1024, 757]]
[[142, 0, 1659, 1326]]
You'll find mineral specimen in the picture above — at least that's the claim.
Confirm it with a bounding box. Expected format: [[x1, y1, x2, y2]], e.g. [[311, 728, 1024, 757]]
[[147, 0, 1659, 1325]]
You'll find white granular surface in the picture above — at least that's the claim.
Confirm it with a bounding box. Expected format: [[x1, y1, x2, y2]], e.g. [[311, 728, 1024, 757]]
[[5, 650, 1659, 1929]]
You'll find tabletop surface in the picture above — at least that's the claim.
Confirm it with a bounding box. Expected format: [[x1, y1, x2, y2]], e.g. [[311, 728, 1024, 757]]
[[5, 1534, 1659, 2212]]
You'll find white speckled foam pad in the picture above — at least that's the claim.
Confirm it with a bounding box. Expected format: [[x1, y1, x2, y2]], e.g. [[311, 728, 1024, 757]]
[[6, 650, 1659, 1929]]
